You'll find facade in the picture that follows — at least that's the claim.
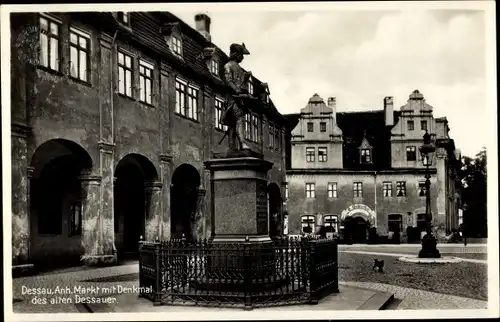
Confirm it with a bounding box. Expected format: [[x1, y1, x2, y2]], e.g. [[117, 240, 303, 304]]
[[284, 91, 462, 243], [11, 11, 287, 271]]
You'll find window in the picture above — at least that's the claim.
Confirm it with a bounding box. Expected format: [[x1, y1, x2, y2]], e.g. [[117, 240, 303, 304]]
[[285, 183, 289, 200], [408, 120, 414, 131], [269, 124, 275, 148], [327, 182, 338, 198], [244, 114, 252, 140], [265, 94, 270, 104], [360, 149, 371, 164], [406, 146, 417, 161], [39, 15, 61, 71], [396, 181, 407, 197], [69, 202, 82, 236], [274, 126, 280, 150], [252, 114, 259, 142], [186, 86, 199, 120], [210, 59, 219, 75], [383, 182, 392, 197], [69, 28, 90, 82], [324, 215, 338, 233], [247, 78, 254, 95], [318, 147, 327, 162], [139, 60, 154, 104], [118, 51, 133, 97], [353, 182, 363, 198], [175, 80, 198, 121], [117, 12, 129, 24], [175, 79, 186, 114], [320, 122, 326, 132], [301, 215, 315, 234], [245, 113, 258, 142], [421, 120, 428, 131], [307, 122, 314, 132], [417, 213, 427, 231], [388, 214, 403, 233], [214, 98, 227, 131], [172, 35, 182, 55], [305, 183, 315, 198], [419, 181, 427, 197], [306, 147, 315, 162]]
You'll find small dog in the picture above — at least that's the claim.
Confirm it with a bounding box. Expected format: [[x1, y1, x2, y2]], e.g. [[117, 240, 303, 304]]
[[373, 259, 384, 272]]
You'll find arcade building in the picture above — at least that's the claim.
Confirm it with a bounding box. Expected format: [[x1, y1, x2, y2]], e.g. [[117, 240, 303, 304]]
[[11, 11, 287, 272], [284, 91, 462, 243]]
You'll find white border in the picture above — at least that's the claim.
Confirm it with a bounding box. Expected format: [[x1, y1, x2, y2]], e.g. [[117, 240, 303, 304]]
[[2, 1, 498, 321]]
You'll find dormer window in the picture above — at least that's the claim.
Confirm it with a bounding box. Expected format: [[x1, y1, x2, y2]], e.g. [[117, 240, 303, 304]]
[[210, 59, 219, 76], [117, 12, 130, 25], [161, 23, 183, 58], [358, 132, 372, 164], [172, 36, 182, 55], [360, 149, 371, 164]]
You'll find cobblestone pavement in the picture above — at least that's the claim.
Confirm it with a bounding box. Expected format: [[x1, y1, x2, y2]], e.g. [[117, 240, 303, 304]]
[[12, 263, 138, 313], [341, 281, 488, 310], [339, 250, 487, 264], [10, 243, 491, 314], [338, 244, 487, 254]]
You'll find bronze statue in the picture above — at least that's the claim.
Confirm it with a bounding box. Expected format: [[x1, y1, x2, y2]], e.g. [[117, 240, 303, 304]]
[[219, 43, 257, 153]]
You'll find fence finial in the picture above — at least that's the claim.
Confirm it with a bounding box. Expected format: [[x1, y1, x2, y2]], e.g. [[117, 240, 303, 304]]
[[139, 235, 143, 241], [245, 236, 250, 242]]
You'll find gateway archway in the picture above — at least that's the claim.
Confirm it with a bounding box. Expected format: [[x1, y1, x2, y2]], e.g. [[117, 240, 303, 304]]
[[341, 204, 376, 244], [29, 139, 93, 269], [114, 154, 158, 258], [268, 183, 283, 237], [171, 164, 201, 240]]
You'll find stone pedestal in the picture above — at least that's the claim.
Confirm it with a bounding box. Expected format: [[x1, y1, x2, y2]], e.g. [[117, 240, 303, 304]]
[[191, 157, 287, 293], [205, 157, 273, 242]]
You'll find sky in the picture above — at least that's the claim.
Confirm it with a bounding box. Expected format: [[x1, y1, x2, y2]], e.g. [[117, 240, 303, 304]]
[[170, 4, 492, 158]]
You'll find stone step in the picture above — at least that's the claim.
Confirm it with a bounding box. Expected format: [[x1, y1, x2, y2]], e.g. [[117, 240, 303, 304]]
[[358, 290, 395, 310]]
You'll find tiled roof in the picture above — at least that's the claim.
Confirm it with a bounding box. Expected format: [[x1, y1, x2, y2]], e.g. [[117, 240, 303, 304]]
[[337, 110, 401, 170], [77, 11, 285, 124]]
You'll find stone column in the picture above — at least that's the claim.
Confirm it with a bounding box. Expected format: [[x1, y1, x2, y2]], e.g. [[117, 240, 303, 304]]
[[98, 142, 115, 257], [11, 124, 31, 267], [159, 154, 173, 241], [80, 172, 115, 265], [192, 187, 207, 241], [203, 169, 212, 239], [144, 181, 163, 241]]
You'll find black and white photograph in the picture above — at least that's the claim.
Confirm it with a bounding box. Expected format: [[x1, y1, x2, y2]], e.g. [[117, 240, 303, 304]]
[[1, 1, 498, 320]]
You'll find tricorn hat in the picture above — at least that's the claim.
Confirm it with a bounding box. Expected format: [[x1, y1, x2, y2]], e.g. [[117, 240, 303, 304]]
[[229, 43, 250, 56]]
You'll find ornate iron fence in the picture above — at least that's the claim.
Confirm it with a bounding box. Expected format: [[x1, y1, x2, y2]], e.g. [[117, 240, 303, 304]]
[[139, 236, 338, 310]]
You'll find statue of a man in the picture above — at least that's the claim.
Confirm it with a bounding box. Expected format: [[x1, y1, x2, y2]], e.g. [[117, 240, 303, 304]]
[[220, 43, 255, 152]]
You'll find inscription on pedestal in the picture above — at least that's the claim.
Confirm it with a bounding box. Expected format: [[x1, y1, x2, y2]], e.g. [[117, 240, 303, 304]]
[[256, 181, 268, 235]]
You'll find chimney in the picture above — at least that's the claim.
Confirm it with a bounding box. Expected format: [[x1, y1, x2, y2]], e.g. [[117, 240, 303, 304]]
[[384, 96, 394, 126], [195, 13, 211, 42], [327, 97, 337, 122]]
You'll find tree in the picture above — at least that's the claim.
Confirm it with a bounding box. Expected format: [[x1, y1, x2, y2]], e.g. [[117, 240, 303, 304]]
[[460, 147, 487, 237]]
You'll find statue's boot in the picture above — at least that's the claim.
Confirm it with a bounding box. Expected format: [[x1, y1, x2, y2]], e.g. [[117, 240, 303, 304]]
[[236, 118, 250, 150]]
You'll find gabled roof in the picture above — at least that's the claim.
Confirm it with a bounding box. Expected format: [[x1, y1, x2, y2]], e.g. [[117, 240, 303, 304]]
[[283, 110, 402, 170]]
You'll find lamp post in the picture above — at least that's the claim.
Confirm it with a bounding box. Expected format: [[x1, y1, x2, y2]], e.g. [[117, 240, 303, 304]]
[[418, 131, 441, 258]]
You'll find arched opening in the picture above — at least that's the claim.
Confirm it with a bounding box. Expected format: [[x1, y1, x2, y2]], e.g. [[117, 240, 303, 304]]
[[268, 183, 283, 237], [29, 139, 93, 270], [171, 164, 200, 240], [114, 154, 158, 258], [343, 215, 369, 243]]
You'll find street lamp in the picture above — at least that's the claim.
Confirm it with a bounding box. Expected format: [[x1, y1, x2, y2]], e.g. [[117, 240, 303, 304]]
[[418, 131, 441, 258]]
